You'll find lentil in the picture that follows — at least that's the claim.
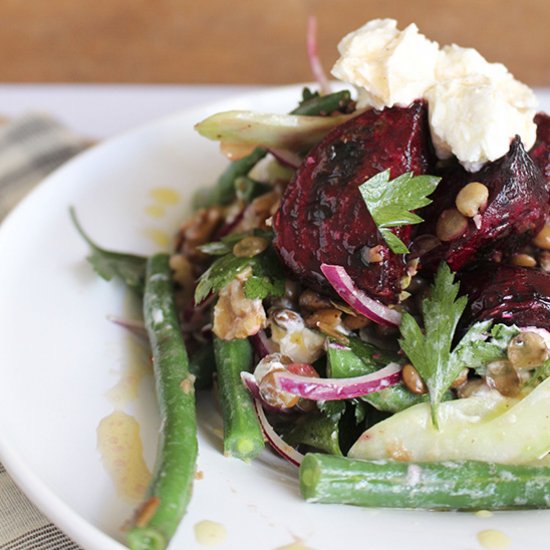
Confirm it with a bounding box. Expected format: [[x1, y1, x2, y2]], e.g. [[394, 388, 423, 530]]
[[507, 332, 548, 370], [455, 182, 489, 218], [486, 360, 521, 397], [533, 223, 550, 250], [402, 363, 427, 394], [436, 209, 468, 242], [511, 253, 537, 268], [232, 236, 269, 258]]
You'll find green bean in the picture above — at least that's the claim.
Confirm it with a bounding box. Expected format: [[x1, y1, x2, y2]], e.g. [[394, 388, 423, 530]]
[[300, 453, 550, 510], [127, 254, 197, 550], [291, 90, 353, 116], [188, 341, 216, 390], [234, 175, 273, 203], [193, 147, 267, 208], [213, 336, 265, 461], [213, 147, 267, 205]]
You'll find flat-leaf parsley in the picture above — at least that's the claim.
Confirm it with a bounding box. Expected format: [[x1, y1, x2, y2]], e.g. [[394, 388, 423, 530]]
[[359, 170, 441, 254]]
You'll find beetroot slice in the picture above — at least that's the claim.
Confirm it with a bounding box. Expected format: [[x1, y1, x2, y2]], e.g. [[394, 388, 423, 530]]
[[418, 137, 548, 272], [529, 112, 550, 188], [461, 265, 550, 332], [273, 100, 434, 304]]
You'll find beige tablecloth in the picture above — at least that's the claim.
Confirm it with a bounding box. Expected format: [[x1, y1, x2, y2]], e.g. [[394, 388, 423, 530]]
[[0, 114, 87, 549]]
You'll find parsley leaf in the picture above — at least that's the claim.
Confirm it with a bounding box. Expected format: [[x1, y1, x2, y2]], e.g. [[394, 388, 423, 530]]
[[359, 170, 441, 254], [70, 207, 146, 294], [399, 263, 467, 427], [317, 400, 346, 422], [281, 413, 342, 456], [194, 238, 285, 304], [490, 323, 521, 348], [453, 321, 519, 376], [194, 254, 251, 303], [243, 275, 284, 300], [197, 241, 232, 256], [527, 358, 550, 388]]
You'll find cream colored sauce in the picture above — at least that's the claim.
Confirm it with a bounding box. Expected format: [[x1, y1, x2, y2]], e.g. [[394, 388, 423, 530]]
[[194, 520, 227, 546], [144, 227, 171, 249], [107, 337, 150, 407], [149, 187, 181, 205], [97, 411, 151, 502], [477, 529, 511, 550], [475, 510, 494, 518]]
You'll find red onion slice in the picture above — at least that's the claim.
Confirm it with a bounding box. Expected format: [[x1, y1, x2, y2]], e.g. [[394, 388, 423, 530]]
[[241, 371, 261, 399], [307, 15, 330, 95], [107, 315, 147, 339], [267, 148, 302, 169], [320, 263, 402, 327], [249, 330, 276, 359], [252, 398, 304, 467], [273, 362, 402, 401]]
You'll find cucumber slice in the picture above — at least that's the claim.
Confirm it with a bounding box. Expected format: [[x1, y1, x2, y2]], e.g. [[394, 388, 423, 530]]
[[348, 377, 550, 464]]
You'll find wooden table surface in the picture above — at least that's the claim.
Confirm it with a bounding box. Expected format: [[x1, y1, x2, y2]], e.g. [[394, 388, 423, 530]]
[[1, 0, 549, 86]]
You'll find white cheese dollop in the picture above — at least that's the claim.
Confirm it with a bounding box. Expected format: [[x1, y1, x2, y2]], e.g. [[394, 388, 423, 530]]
[[331, 20, 538, 171], [426, 45, 538, 171], [331, 19, 439, 110]]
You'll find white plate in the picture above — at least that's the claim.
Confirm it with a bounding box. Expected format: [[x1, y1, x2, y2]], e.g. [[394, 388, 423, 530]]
[[0, 85, 549, 550]]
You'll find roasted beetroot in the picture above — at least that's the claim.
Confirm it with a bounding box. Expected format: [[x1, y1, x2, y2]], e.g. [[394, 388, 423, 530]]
[[461, 265, 550, 332], [418, 137, 548, 272], [273, 100, 434, 304], [530, 112, 550, 187]]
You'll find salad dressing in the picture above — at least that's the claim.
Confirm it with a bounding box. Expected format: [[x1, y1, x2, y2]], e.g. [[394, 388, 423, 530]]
[[193, 520, 227, 546], [477, 529, 511, 550], [274, 541, 315, 550], [96, 410, 151, 502], [144, 204, 165, 219], [144, 227, 171, 249], [149, 186, 181, 205], [106, 337, 150, 407], [475, 510, 494, 518], [144, 186, 181, 243]]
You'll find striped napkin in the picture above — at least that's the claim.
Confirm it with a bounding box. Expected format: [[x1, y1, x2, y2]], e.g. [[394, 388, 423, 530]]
[[0, 114, 86, 549]]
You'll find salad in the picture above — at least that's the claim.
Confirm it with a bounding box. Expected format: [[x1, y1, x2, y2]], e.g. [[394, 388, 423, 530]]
[[75, 18, 550, 550]]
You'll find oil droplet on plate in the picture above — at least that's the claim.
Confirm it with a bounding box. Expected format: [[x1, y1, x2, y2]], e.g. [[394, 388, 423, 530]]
[[145, 204, 166, 219], [97, 411, 151, 502], [149, 187, 181, 205], [106, 336, 150, 408], [194, 520, 227, 546], [275, 540, 315, 550], [477, 529, 511, 550], [144, 227, 171, 249]]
